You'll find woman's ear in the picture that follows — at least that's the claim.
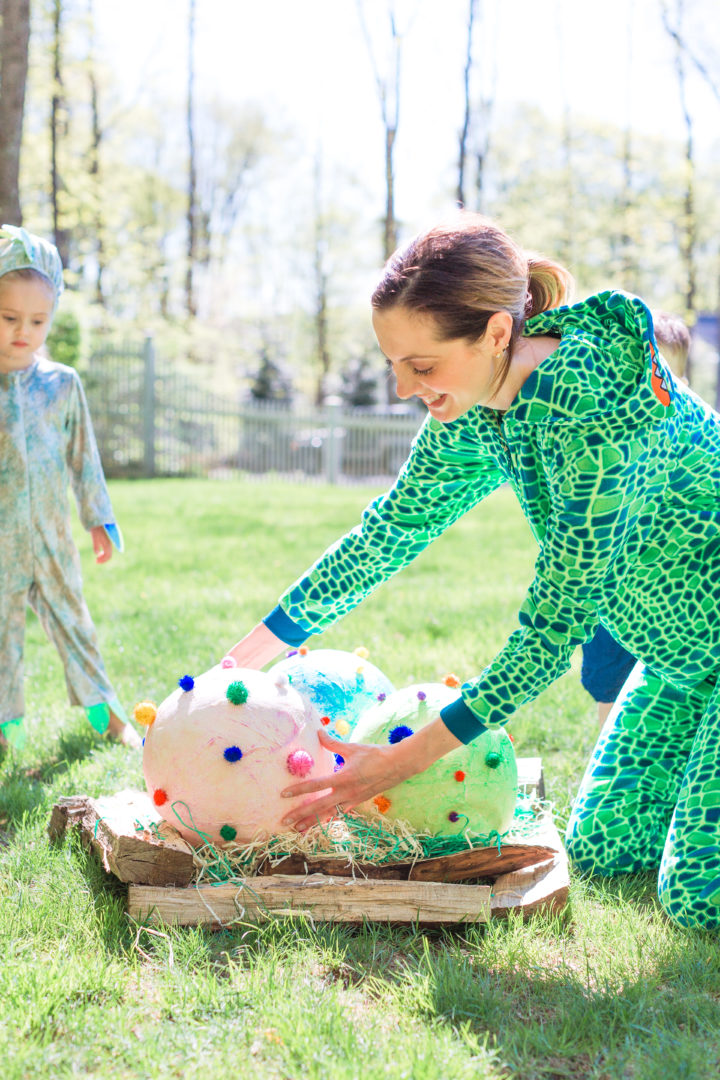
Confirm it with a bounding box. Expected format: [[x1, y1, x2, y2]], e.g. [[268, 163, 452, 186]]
[[486, 310, 513, 352]]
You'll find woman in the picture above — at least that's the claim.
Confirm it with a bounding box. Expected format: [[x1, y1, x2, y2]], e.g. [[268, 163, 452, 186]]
[[227, 214, 720, 929]]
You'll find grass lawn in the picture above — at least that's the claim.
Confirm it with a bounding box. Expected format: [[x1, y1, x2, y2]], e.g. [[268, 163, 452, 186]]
[[2, 477, 719, 1080]]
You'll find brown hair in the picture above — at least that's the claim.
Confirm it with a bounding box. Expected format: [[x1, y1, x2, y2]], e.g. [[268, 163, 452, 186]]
[[653, 310, 691, 379], [372, 212, 573, 389]]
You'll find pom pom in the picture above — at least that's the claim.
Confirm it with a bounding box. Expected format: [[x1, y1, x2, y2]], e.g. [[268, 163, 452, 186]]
[[178, 674, 194, 692], [377, 692, 386, 702], [454, 770, 466, 782], [373, 795, 391, 814], [219, 824, 237, 843], [298, 645, 309, 656], [334, 754, 345, 770], [484, 751, 502, 769], [223, 745, 243, 762], [287, 749, 314, 777], [133, 701, 157, 726], [286, 649, 298, 658], [335, 718, 350, 738], [356, 665, 365, 676], [416, 691, 427, 701], [443, 673, 461, 688], [388, 724, 414, 744], [274, 672, 289, 690], [508, 733, 515, 743], [448, 811, 460, 823], [221, 655, 237, 669], [354, 646, 369, 659], [320, 715, 331, 726], [153, 788, 168, 806], [226, 680, 249, 705]]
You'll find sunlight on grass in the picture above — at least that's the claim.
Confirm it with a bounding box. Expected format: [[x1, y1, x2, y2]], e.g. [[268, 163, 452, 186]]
[[2, 478, 719, 1080]]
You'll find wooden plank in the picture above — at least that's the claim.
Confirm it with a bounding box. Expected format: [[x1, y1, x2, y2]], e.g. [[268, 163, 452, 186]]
[[128, 874, 493, 926], [490, 819, 569, 917], [48, 789, 195, 886]]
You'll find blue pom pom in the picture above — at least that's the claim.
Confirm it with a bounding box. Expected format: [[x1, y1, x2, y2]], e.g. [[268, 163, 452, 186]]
[[224, 745, 243, 762], [388, 724, 414, 744], [178, 674, 194, 692]]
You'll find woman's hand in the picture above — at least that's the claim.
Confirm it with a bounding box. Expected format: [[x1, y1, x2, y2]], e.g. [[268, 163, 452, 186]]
[[281, 717, 464, 831], [223, 622, 288, 669]]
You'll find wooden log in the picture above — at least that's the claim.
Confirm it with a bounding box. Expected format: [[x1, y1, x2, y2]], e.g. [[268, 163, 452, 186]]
[[490, 851, 570, 918], [48, 789, 195, 886], [128, 874, 493, 926]]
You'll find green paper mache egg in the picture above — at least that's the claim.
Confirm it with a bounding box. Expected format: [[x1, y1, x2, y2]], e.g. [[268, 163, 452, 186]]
[[351, 683, 518, 838]]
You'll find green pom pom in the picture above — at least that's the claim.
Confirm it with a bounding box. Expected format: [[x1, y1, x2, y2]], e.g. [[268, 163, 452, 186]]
[[220, 824, 237, 843], [226, 680, 249, 705], [484, 751, 502, 769]]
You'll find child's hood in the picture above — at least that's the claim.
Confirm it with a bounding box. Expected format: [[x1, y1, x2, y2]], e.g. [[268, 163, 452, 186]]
[[504, 290, 675, 429]]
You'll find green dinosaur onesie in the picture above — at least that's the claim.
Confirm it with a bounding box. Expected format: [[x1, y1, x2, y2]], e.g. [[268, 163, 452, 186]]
[[263, 291, 720, 928]]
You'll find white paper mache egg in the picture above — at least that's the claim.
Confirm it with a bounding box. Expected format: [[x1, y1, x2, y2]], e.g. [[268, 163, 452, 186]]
[[142, 666, 335, 846]]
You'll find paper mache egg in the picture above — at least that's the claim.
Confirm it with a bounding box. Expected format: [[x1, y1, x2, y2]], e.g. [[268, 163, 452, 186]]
[[351, 683, 518, 838], [267, 647, 395, 741], [142, 665, 335, 846]]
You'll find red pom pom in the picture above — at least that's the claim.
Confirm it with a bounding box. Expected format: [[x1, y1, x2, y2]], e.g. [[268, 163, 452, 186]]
[[454, 770, 465, 782], [153, 788, 168, 806], [320, 715, 331, 726]]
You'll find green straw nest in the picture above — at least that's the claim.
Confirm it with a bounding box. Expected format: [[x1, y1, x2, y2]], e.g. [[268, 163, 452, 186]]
[[177, 791, 552, 886]]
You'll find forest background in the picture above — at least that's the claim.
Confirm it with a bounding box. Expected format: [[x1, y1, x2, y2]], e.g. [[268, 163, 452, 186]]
[[0, 0, 719, 408]]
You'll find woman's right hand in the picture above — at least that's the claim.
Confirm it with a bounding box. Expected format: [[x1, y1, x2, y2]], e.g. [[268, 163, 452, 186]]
[[223, 621, 288, 670]]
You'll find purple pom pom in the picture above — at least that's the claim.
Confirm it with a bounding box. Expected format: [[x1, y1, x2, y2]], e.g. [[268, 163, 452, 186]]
[[448, 811, 460, 823], [377, 692, 387, 702], [416, 690, 427, 701], [286, 649, 298, 658]]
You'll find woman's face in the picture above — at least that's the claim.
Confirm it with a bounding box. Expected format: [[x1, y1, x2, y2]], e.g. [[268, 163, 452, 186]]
[[372, 305, 505, 422]]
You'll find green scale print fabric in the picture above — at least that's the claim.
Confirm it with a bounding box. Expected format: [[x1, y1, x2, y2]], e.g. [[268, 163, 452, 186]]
[[265, 290, 720, 927]]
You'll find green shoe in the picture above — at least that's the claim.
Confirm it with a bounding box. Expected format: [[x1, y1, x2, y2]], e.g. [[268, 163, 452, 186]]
[[85, 702, 110, 735], [0, 717, 26, 751]]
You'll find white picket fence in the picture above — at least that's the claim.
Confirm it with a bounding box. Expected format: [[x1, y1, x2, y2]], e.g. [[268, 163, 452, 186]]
[[84, 337, 423, 484]]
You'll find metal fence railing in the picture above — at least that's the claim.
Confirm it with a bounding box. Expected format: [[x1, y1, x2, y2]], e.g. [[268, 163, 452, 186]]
[[84, 337, 423, 484]]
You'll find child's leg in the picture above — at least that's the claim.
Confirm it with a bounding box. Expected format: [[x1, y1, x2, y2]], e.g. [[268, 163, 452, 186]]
[[566, 664, 706, 874], [27, 572, 136, 742], [658, 678, 720, 928], [0, 589, 28, 749]]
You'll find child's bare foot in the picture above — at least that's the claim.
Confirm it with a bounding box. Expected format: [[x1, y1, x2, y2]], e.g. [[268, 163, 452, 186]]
[[107, 710, 142, 749]]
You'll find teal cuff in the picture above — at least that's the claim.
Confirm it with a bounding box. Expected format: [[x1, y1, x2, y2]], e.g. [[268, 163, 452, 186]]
[[440, 697, 489, 744], [263, 605, 312, 647], [104, 523, 124, 552]]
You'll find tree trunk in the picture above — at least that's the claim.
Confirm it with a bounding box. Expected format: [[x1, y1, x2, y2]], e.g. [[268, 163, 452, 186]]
[[0, 0, 30, 225], [313, 156, 331, 405], [87, 0, 105, 306], [50, 0, 70, 266], [456, 0, 477, 208], [185, 0, 197, 319]]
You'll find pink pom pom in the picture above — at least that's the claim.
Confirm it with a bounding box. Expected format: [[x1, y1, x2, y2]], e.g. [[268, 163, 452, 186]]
[[221, 656, 237, 669], [286, 749, 314, 777]]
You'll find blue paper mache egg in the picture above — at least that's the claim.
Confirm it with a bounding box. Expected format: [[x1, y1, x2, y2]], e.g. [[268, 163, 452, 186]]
[[268, 647, 395, 741]]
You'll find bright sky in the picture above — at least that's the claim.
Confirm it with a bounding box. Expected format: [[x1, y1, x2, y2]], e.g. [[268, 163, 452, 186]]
[[96, 0, 720, 232]]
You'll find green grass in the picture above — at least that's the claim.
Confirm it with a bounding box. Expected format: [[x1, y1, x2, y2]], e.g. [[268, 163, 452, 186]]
[[2, 478, 720, 1080]]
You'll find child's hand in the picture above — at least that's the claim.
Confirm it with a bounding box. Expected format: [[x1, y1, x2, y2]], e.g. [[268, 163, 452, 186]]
[[91, 525, 113, 564]]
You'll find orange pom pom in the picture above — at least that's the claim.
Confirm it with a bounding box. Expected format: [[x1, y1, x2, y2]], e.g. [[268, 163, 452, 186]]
[[298, 645, 309, 656], [443, 673, 461, 688], [373, 795, 391, 814], [133, 701, 157, 726]]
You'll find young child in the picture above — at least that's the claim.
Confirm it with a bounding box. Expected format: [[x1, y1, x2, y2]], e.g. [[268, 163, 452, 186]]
[[0, 225, 140, 751]]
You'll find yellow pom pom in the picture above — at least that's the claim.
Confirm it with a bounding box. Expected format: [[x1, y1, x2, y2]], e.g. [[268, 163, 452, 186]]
[[133, 701, 157, 726], [335, 718, 350, 738], [354, 646, 369, 659]]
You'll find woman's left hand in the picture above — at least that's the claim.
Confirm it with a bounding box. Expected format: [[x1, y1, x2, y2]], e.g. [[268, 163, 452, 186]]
[[281, 718, 463, 831], [91, 525, 113, 564]]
